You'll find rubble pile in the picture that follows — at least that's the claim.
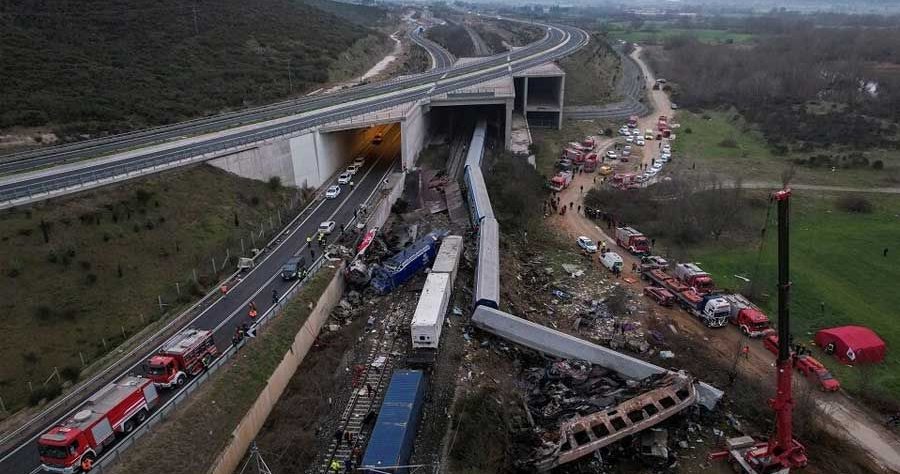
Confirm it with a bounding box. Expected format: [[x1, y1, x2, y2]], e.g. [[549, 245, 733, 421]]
[[503, 252, 653, 355]]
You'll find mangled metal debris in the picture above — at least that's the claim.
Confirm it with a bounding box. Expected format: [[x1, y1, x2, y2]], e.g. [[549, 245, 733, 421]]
[[529, 372, 696, 471]]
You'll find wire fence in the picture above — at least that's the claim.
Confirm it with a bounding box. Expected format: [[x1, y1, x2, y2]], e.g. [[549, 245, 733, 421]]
[[4, 188, 312, 415]]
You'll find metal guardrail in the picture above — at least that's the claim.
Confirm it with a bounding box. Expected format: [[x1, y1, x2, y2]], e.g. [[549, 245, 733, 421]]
[[68, 165, 395, 474], [0, 26, 579, 209]]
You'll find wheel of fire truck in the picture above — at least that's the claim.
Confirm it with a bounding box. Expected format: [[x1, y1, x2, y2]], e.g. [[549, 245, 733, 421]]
[[176, 374, 187, 386], [136, 408, 149, 424], [80, 453, 96, 472], [123, 419, 135, 433]]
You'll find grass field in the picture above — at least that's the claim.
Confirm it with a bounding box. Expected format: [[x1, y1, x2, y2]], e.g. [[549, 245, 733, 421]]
[[681, 192, 900, 403], [0, 166, 296, 411], [559, 33, 621, 106], [671, 110, 900, 187], [608, 28, 755, 44]]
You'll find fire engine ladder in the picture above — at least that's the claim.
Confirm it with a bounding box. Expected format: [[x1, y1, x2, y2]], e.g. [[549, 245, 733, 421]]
[[316, 298, 410, 473]]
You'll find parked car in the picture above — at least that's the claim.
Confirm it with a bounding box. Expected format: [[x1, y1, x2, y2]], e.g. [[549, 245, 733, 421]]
[[618, 127, 630, 136], [670, 103, 678, 110], [651, 162, 664, 171], [625, 136, 634, 144], [577, 236, 598, 253], [660, 153, 671, 163], [338, 172, 353, 184], [325, 185, 341, 199], [622, 148, 631, 157], [636, 138, 646, 146], [318, 220, 336, 235], [599, 165, 613, 176], [606, 150, 618, 160]]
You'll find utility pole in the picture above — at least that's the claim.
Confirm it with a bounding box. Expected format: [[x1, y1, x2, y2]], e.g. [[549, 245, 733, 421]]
[[239, 441, 273, 474], [192, 2, 200, 36], [287, 58, 293, 95]]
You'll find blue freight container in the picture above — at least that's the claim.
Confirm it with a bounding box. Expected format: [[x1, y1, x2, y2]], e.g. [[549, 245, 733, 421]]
[[370, 231, 447, 294], [360, 370, 426, 474]]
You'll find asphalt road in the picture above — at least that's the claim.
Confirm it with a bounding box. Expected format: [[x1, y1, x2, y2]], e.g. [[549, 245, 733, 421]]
[[408, 27, 455, 70], [0, 126, 401, 474], [0, 21, 589, 474], [0, 24, 588, 207], [0, 26, 557, 179]]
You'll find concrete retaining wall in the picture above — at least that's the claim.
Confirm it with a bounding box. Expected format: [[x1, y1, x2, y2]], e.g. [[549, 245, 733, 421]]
[[402, 101, 428, 169], [209, 140, 296, 187], [207, 269, 346, 474]]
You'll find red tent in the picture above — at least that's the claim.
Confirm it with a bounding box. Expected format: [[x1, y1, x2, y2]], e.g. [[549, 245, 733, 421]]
[[815, 326, 886, 364]]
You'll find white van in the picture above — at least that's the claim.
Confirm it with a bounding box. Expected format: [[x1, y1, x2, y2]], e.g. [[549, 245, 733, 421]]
[[600, 251, 624, 273]]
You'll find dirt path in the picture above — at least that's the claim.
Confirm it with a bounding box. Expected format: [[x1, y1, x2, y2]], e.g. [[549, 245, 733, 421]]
[[541, 46, 900, 474]]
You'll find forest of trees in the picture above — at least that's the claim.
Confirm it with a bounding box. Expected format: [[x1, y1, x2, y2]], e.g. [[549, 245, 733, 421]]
[[650, 21, 900, 150], [0, 0, 389, 139]]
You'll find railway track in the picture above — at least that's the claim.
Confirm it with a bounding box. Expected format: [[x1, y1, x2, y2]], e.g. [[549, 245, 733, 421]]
[[314, 290, 418, 473]]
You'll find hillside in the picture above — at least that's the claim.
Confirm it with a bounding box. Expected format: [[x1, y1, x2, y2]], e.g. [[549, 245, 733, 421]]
[[0, 0, 392, 144]]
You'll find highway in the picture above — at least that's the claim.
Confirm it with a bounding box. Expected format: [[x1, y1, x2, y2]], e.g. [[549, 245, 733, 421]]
[[0, 20, 588, 474], [0, 125, 402, 474], [408, 26, 455, 70], [0, 23, 588, 208]]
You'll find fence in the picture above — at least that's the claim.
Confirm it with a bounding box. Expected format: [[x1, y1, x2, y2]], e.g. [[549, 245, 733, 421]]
[[4, 189, 311, 415], [50, 165, 401, 474]]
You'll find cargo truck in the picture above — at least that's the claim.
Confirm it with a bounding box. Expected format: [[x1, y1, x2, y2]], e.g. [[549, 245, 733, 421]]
[[615, 226, 651, 255], [722, 294, 775, 338], [361, 371, 426, 473], [371, 231, 446, 294], [146, 329, 218, 389], [643, 269, 730, 327], [38, 376, 159, 473], [561, 148, 583, 161]]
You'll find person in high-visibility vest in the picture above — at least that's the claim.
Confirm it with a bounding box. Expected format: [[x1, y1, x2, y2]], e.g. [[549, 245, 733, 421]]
[[329, 459, 341, 473], [248, 301, 258, 319]]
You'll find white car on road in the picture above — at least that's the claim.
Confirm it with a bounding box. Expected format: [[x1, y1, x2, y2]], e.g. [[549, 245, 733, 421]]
[[577, 236, 598, 253], [605, 150, 618, 160], [325, 185, 341, 199], [353, 156, 366, 166], [338, 172, 353, 184], [318, 220, 336, 235]]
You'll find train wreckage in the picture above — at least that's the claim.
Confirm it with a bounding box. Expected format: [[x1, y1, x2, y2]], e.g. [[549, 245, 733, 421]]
[[472, 305, 721, 471]]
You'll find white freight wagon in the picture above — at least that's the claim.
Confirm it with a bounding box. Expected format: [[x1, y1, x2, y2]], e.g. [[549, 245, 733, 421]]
[[431, 235, 463, 282], [411, 272, 452, 349]]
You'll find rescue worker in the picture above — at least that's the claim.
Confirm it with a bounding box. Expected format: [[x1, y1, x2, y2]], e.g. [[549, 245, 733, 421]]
[[349, 180, 355, 189], [232, 327, 244, 345], [742, 345, 750, 359], [344, 459, 354, 473], [306, 235, 312, 245], [272, 289, 279, 305], [248, 302, 258, 318], [220, 284, 228, 297], [329, 459, 342, 473]]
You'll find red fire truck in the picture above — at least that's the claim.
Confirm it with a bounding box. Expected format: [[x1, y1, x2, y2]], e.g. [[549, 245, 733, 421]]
[[146, 329, 218, 389], [38, 376, 159, 473]]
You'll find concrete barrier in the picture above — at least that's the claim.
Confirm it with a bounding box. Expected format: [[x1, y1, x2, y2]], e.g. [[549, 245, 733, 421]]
[[207, 269, 345, 474]]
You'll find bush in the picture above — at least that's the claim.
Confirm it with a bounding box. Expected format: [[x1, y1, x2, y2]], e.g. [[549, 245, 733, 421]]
[[873, 160, 884, 170], [684, 127, 693, 134], [268, 176, 282, 191], [85, 273, 98, 285], [28, 383, 62, 406], [836, 196, 873, 214], [60, 366, 81, 383], [718, 137, 739, 148]]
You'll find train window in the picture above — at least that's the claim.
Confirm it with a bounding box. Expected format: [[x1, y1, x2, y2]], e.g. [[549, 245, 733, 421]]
[[419, 336, 426, 340]]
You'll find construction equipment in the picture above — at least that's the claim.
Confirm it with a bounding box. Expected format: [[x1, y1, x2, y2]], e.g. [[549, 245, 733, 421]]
[[722, 188, 809, 472]]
